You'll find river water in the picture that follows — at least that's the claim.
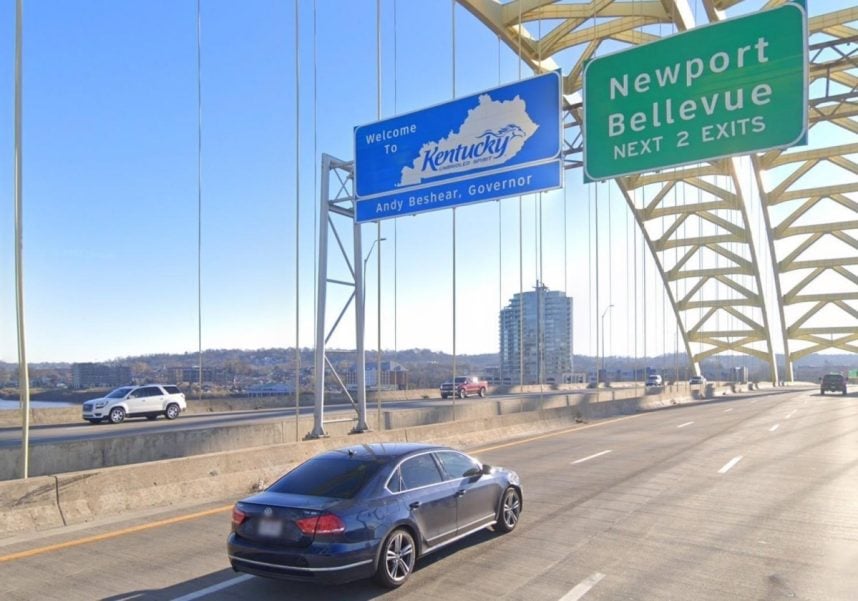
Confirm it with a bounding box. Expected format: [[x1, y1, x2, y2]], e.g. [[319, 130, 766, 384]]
[[0, 399, 75, 410]]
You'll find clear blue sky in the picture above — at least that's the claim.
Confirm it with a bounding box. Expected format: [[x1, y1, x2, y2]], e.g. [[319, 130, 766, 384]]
[[0, 0, 852, 364]]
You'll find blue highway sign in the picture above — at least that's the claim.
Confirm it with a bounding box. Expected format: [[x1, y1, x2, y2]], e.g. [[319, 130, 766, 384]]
[[355, 71, 562, 223]]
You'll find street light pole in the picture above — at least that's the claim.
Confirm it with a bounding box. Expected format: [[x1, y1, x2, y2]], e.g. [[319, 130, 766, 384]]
[[600, 304, 614, 384]]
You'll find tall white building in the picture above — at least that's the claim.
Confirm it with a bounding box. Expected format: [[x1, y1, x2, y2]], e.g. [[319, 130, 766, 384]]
[[499, 283, 573, 384]]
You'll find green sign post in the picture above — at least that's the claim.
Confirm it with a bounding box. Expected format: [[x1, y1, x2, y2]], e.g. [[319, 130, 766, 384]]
[[583, 4, 807, 181]]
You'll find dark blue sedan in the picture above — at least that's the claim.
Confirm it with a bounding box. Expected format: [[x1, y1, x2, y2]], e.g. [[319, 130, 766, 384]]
[[227, 442, 522, 588]]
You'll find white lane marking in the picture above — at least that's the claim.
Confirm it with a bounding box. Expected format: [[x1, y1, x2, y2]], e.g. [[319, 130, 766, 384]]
[[171, 574, 253, 601], [677, 421, 694, 428], [786, 410, 797, 419], [559, 572, 606, 601], [724, 408, 734, 413], [770, 424, 780, 432], [718, 455, 744, 474], [572, 450, 612, 464]]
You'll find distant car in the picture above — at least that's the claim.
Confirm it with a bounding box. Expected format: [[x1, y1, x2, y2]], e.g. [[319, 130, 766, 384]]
[[82, 384, 186, 424], [227, 443, 522, 588], [439, 375, 488, 399], [820, 374, 847, 395], [689, 375, 706, 386], [646, 374, 663, 387]]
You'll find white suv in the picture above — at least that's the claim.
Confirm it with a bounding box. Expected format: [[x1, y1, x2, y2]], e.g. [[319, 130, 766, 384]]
[[82, 384, 187, 424], [646, 374, 663, 387]]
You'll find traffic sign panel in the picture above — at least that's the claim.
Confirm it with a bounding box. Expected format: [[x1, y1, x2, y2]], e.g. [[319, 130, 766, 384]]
[[354, 71, 562, 222], [583, 4, 807, 181]]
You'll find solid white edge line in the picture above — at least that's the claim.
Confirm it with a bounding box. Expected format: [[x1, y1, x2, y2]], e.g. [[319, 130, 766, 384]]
[[769, 424, 780, 432], [559, 572, 606, 601], [572, 450, 612, 464], [718, 455, 743, 474], [170, 574, 254, 601], [677, 421, 694, 428]]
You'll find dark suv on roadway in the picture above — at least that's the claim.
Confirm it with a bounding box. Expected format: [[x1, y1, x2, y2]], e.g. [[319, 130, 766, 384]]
[[820, 374, 847, 395]]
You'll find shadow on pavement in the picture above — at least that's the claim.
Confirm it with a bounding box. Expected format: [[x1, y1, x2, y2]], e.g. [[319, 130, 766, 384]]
[[100, 530, 500, 600]]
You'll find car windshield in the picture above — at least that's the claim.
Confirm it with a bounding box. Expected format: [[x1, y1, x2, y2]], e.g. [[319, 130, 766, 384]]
[[823, 375, 843, 382], [454, 377, 467, 384], [268, 457, 385, 499], [106, 387, 134, 399]]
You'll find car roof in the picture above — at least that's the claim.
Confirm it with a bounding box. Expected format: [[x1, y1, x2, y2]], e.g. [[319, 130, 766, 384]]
[[316, 443, 449, 462]]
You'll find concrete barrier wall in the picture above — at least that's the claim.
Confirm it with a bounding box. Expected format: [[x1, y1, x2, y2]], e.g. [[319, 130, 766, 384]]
[[0, 476, 66, 536], [0, 385, 700, 481], [0, 384, 691, 428]]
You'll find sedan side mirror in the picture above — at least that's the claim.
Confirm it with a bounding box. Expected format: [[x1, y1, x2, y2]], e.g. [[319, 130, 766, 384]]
[[463, 466, 482, 478], [481, 463, 492, 475]]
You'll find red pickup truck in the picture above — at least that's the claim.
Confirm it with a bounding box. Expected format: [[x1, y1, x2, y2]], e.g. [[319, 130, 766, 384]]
[[440, 376, 488, 399]]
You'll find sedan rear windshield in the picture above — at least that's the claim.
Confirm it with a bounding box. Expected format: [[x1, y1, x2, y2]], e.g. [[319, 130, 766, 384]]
[[268, 457, 384, 499]]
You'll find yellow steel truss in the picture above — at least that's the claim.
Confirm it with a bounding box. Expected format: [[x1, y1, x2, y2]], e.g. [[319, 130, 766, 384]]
[[458, 0, 858, 381]]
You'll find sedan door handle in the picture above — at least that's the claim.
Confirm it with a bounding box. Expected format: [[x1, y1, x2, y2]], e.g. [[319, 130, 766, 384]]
[[409, 501, 421, 510], [455, 490, 466, 498]]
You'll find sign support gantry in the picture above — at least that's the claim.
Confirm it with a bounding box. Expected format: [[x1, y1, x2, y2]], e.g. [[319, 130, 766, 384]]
[[312, 154, 368, 439]]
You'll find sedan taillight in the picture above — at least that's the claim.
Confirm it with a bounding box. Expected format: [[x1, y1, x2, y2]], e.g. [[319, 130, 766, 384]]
[[295, 513, 345, 535], [231, 506, 247, 530]]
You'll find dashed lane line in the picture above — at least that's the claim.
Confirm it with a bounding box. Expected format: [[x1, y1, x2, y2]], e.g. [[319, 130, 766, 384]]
[[559, 572, 606, 601], [718, 455, 744, 474], [677, 421, 694, 428], [770, 424, 780, 432], [572, 450, 613, 464]]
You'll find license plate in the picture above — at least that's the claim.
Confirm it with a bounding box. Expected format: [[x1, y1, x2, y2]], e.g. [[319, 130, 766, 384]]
[[258, 518, 283, 537]]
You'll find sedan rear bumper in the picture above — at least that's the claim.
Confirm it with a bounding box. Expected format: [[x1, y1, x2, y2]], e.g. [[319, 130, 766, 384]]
[[227, 533, 378, 585]]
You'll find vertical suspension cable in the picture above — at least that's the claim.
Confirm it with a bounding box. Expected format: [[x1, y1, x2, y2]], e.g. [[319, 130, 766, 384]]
[[537, 18, 543, 391], [588, 182, 592, 377], [312, 0, 318, 374], [632, 188, 640, 388], [294, 0, 302, 437], [602, 180, 614, 382], [375, 0, 383, 429], [643, 185, 647, 371], [196, 0, 203, 402], [626, 185, 630, 381], [14, 0, 30, 479], [497, 34, 502, 385], [451, 0, 457, 417], [595, 182, 600, 382], [517, 0, 523, 389], [393, 0, 398, 362]]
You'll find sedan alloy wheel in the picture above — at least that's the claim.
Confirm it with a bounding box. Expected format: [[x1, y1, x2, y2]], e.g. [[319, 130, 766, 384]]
[[376, 529, 415, 588]]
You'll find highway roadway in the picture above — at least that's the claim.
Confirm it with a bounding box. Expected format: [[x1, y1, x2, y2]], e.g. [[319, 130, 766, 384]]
[[2, 386, 855, 600]]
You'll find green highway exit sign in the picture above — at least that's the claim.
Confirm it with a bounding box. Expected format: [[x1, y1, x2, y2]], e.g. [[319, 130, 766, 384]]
[[583, 3, 807, 181]]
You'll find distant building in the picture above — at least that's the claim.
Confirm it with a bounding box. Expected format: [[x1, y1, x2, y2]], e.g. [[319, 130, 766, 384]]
[[499, 283, 573, 385], [344, 360, 408, 390], [165, 366, 225, 385], [71, 363, 131, 389]]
